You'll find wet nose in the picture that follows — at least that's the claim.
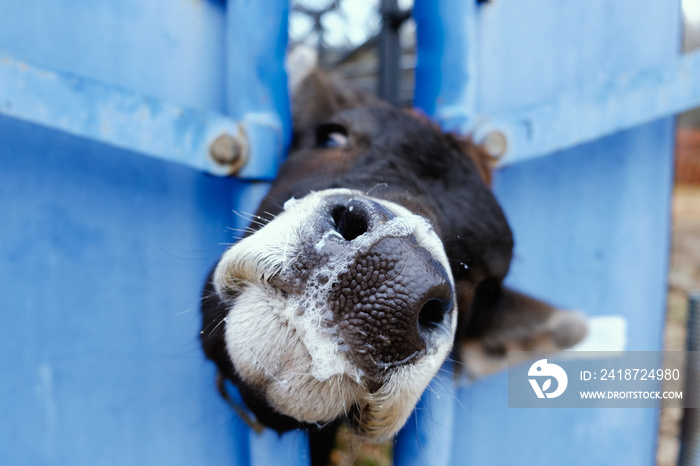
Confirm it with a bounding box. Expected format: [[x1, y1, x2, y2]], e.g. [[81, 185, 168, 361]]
[[329, 198, 385, 241], [324, 197, 454, 388]]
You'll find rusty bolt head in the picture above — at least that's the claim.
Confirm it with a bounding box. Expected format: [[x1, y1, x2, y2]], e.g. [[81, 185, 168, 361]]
[[482, 131, 508, 158], [210, 133, 247, 175]]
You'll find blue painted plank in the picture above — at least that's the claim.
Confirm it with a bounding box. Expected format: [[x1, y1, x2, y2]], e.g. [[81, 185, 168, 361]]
[[0, 0, 227, 113], [481, 117, 672, 465], [0, 1, 297, 464], [4, 36, 695, 177], [0, 51, 285, 179], [224, 1, 308, 461], [248, 430, 310, 466], [473, 0, 681, 113], [413, 0, 478, 121], [416, 0, 682, 117], [0, 114, 255, 465], [395, 117, 674, 466], [404, 0, 679, 464], [393, 364, 457, 466], [415, 0, 696, 164], [225, 0, 291, 177], [474, 49, 700, 165], [0, 0, 291, 180], [498, 119, 674, 354], [0, 55, 244, 177], [450, 374, 658, 466]]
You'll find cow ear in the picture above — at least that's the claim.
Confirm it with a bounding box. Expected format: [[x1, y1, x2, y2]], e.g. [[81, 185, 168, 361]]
[[457, 282, 588, 377], [399, 111, 496, 186], [445, 133, 496, 186]]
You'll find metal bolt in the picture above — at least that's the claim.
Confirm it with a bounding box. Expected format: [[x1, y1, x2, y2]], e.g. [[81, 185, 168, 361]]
[[482, 130, 508, 158], [210, 133, 248, 175]]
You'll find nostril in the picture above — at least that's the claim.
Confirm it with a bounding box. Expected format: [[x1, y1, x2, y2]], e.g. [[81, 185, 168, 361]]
[[331, 204, 368, 241], [418, 298, 449, 330]]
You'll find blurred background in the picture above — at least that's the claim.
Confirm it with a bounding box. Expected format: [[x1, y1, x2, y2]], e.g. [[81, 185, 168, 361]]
[[659, 2, 700, 465]]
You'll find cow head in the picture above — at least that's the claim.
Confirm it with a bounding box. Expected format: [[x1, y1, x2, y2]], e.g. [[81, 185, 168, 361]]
[[201, 68, 586, 443]]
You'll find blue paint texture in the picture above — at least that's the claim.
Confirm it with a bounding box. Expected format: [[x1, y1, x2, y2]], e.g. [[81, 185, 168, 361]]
[[398, 1, 684, 465], [0, 0, 295, 464], [0, 0, 227, 112], [0, 56, 242, 176], [397, 119, 675, 466], [225, 0, 291, 179], [0, 0, 696, 465], [0, 0, 288, 179], [0, 114, 251, 465]]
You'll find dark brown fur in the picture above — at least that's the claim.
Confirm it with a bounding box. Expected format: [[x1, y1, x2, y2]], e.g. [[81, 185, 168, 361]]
[[201, 69, 586, 464]]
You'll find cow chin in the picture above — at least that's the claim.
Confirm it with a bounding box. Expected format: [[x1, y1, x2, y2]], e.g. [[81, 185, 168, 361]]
[[212, 188, 457, 441]]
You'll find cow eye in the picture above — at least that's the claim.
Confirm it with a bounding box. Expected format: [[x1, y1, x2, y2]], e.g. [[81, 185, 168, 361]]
[[315, 123, 349, 148]]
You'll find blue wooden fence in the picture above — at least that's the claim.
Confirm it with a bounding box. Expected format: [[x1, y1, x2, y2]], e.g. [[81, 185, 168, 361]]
[[1, 1, 699, 465]]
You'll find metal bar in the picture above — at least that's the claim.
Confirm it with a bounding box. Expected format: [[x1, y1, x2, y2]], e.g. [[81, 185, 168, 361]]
[[413, 0, 697, 166], [471, 49, 700, 165], [0, 0, 293, 180], [0, 55, 281, 178], [224, 1, 311, 463], [378, 0, 407, 105], [0, 55, 244, 177], [0, 0, 228, 114], [5, 4, 697, 176], [225, 0, 291, 178], [413, 0, 478, 124]]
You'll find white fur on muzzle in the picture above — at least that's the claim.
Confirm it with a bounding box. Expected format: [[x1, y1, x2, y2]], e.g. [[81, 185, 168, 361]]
[[213, 188, 456, 441]]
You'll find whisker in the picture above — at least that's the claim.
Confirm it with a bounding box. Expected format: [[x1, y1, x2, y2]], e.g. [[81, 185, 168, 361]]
[[366, 182, 389, 196], [206, 316, 229, 337], [231, 209, 272, 229], [226, 226, 257, 233], [242, 347, 286, 385], [428, 374, 466, 409], [261, 195, 285, 211]]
